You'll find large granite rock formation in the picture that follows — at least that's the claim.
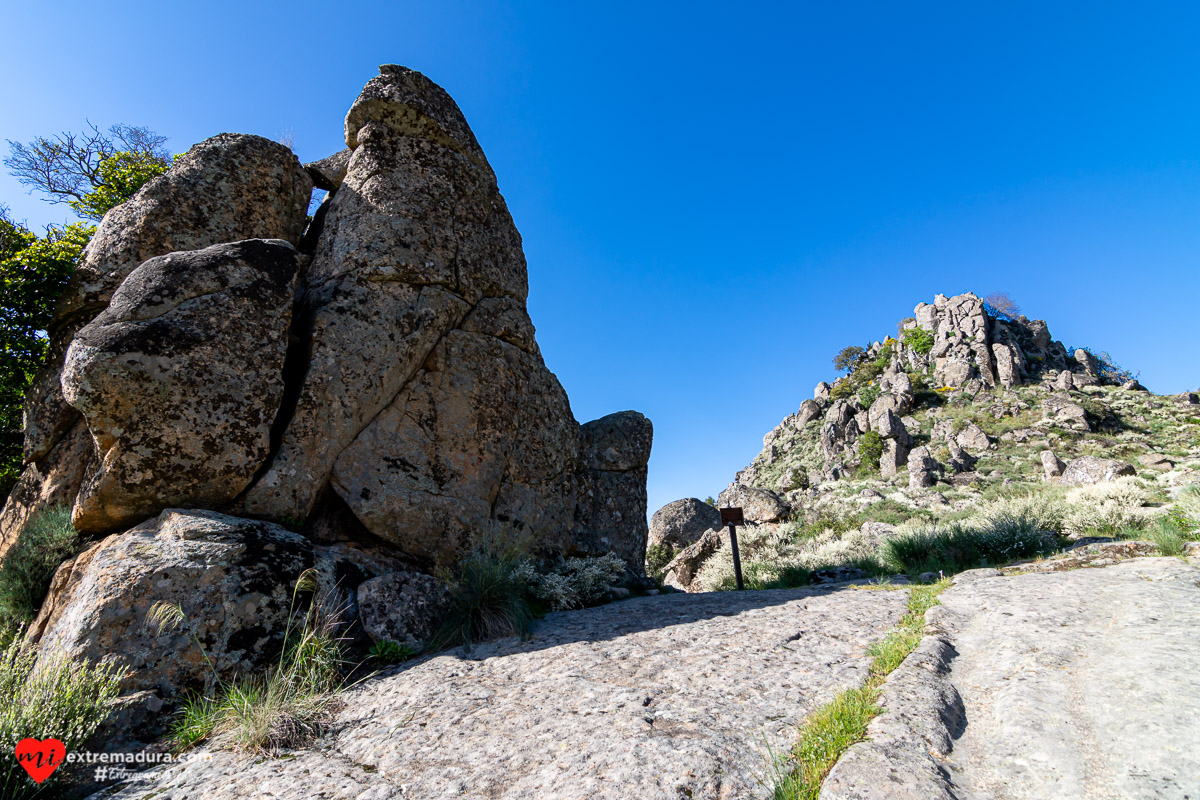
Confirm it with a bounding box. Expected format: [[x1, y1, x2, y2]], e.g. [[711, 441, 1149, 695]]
[[2, 66, 652, 711]]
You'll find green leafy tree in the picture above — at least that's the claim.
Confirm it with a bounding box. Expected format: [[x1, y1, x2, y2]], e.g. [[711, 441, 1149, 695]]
[[67, 151, 168, 221], [833, 345, 866, 374]]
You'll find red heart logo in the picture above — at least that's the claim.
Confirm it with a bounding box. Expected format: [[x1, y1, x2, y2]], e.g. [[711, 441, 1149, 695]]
[[14, 738, 66, 783]]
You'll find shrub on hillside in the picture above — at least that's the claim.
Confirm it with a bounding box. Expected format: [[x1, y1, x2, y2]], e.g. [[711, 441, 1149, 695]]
[[899, 327, 935, 355], [1062, 478, 1153, 538], [517, 553, 625, 611], [833, 346, 866, 374], [856, 432, 883, 476]]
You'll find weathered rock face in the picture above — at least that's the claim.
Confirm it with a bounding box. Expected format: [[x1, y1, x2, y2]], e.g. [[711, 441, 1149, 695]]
[[649, 498, 721, 550], [1061, 456, 1136, 485], [1042, 394, 1092, 433], [23, 135, 312, 466], [0, 419, 91, 562], [61, 240, 299, 534], [357, 570, 453, 650], [33, 510, 318, 697], [229, 66, 650, 572]]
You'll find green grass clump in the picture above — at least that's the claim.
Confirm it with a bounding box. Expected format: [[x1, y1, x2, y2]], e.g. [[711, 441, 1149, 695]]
[[0, 637, 126, 799], [369, 639, 418, 665], [0, 506, 78, 642], [162, 570, 351, 755], [428, 540, 535, 651], [880, 513, 1057, 576], [769, 580, 950, 799]]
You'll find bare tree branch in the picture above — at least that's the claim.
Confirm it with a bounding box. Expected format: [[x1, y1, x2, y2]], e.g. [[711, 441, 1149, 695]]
[[4, 122, 168, 206]]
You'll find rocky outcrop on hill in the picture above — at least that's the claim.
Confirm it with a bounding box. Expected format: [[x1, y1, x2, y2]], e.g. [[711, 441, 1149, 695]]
[[649, 291, 1193, 590], [712, 293, 1114, 508], [1, 65, 651, 719]]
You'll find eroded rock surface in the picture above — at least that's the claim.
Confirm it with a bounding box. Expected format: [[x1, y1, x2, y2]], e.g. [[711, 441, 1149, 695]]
[[97, 585, 909, 800], [821, 558, 1200, 800], [62, 240, 299, 534]]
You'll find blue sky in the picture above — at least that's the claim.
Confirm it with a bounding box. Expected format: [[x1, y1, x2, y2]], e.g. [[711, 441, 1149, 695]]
[[3, 1, 1198, 515]]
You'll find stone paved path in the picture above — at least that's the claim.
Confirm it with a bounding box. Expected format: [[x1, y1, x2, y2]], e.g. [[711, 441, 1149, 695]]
[[822, 557, 1200, 800], [95, 585, 908, 799]]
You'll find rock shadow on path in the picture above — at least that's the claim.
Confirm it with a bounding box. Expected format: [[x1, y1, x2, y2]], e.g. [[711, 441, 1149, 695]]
[[93, 584, 910, 799]]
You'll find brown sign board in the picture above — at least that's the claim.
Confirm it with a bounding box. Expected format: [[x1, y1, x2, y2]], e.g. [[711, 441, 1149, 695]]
[[720, 507, 744, 526]]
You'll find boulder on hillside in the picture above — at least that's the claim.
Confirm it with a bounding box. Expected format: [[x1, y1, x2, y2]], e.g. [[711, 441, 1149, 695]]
[[716, 484, 789, 523], [649, 499, 722, 550], [1074, 348, 1099, 378], [814, 382, 831, 402], [662, 528, 724, 592], [1041, 394, 1091, 433], [955, 422, 993, 451], [1122, 379, 1147, 392], [1137, 453, 1173, 472], [1042, 450, 1066, 480], [907, 446, 942, 489], [1061, 456, 1136, 485], [796, 399, 824, 426], [62, 240, 300, 535]]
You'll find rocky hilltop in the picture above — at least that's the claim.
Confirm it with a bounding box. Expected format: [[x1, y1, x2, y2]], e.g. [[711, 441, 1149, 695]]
[[653, 292, 1199, 590], [0, 66, 651, 708]]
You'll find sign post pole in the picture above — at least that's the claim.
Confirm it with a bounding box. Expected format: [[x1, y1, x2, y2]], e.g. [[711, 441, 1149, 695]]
[[720, 507, 745, 591]]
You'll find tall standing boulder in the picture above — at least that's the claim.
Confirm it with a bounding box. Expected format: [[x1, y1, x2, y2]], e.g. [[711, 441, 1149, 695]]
[[61, 240, 300, 534], [236, 66, 651, 570]]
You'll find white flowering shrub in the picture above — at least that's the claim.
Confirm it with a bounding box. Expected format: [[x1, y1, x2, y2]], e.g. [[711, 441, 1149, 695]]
[[696, 524, 879, 592], [1062, 478, 1154, 538], [976, 491, 1069, 535], [520, 553, 626, 611]]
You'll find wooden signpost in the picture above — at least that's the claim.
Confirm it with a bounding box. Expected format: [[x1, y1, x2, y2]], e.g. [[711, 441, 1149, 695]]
[[720, 507, 745, 590]]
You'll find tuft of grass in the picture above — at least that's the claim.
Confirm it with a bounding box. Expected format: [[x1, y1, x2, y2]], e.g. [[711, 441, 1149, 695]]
[[770, 580, 950, 799], [428, 540, 534, 651], [880, 513, 1056, 576], [0, 506, 78, 643], [0, 635, 127, 799], [165, 570, 352, 755], [369, 639, 418, 665]]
